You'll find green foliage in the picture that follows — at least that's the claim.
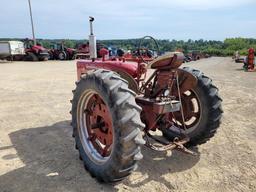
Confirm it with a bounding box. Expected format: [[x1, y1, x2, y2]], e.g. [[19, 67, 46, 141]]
[[1, 37, 255, 56]]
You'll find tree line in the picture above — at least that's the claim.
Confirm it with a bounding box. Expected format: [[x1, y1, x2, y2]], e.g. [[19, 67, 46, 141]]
[[1, 37, 256, 56]]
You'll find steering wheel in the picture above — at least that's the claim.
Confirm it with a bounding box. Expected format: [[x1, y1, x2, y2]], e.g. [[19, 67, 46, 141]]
[[138, 36, 160, 64]]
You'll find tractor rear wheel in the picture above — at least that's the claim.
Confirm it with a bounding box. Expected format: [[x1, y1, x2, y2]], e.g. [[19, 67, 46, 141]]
[[162, 67, 223, 147], [71, 69, 145, 182], [39, 55, 49, 61], [58, 51, 66, 60], [25, 52, 38, 61]]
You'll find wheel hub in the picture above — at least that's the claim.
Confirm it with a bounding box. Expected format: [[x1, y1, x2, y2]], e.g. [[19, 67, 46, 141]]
[[172, 90, 201, 130], [78, 90, 114, 163], [86, 95, 113, 157]]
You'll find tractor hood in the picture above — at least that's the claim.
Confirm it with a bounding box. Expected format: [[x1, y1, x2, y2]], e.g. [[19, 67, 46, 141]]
[[32, 45, 46, 51], [77, 59, 138, 80]]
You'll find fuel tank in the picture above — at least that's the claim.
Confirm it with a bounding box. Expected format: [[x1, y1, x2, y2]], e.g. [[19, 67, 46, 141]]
[[76, 59, 138, 80]]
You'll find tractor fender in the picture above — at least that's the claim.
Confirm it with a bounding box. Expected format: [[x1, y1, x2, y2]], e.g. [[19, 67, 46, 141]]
[[113, 69, 139, 93], [175, 68, 198, 93]]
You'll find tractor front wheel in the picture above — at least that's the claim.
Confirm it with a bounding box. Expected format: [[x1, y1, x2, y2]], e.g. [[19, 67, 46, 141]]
[[71, 69, 145, 182]]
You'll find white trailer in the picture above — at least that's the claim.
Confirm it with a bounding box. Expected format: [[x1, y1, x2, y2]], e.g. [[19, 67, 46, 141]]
[[0, 41, 25, 60]]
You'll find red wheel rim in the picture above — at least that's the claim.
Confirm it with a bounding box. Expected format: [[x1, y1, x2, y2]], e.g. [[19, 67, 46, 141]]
[[85, 94, 113, 157], [172, 90, 202, 133], [78, 90, 114, 164]]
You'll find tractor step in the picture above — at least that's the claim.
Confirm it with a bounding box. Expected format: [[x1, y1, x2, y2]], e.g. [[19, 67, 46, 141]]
[[136, 97, 181, 114]]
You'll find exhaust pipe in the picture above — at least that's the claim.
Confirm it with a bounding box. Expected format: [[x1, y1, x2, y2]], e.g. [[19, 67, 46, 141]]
[[89, 16, 97, 59]]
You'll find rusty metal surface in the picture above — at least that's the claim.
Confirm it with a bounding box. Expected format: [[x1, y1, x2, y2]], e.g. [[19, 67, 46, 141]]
[[172, 89, 201, 129], [85, 94, 113, 157], [148, 52, 184, 69], [115, 69, 139, 93], [144, 132, 197, 155], [174, 69, 198, 93], [136, 97, 180, 114]]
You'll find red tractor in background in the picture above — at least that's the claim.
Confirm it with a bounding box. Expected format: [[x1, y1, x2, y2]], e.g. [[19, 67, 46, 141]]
[[48, 42, 76, 60], [75, 42, 106, 59], [75, 43, 90, 59], [187, 50, 205, 61], [23, 39, 49, 61], [243, 48, 255, 72], [70, 17, 223, 182], [121, 36, 158, 63]]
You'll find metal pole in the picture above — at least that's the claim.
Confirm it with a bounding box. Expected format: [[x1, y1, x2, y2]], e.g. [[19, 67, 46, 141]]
[[28, 0, 36, 45], [89, 16, 94, 35]]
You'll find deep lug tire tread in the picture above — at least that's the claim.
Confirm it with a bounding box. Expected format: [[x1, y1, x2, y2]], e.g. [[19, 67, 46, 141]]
[[164, 67, 223, 146], [71, 69, 145, 182]]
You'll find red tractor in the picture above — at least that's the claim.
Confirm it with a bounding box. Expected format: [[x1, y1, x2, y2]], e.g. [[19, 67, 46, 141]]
[[186, 50, 205, 61], [76, 42, 106, 59], [243, 48, 255, 72], [70, 17, 223, 182], [23, 39, 49, 61], [122, 37, 158, 63], [48, 42, 76, 60], [75, 43, 90, 59]]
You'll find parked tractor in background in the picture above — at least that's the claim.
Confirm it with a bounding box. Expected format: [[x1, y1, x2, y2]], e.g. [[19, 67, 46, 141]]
[[0, 39, 49, 61], [75, 42, 106, 59], [48, 42, 76, 60], [70, 17, 223, 182], [233, 51, 243, 63], [186, 50, 206, 61], [23, 39, 49, 61], [243, 48, 255, 72], [183, 55, 193, 62], [118, 36, 158, 63]]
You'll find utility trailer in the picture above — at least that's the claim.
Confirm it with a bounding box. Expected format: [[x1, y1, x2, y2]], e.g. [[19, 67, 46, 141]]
[[0, 41, 25, 60]]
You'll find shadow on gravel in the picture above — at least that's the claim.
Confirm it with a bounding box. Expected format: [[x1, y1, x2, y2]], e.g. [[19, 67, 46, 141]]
[[235, 68, 245, 71], [0, 121, 200, 192], [0, 60, 14, 64], [124, 146, 200, 189]]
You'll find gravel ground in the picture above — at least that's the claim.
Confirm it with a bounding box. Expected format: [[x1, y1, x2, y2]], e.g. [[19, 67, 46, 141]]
[[0, 57, 255, 192]]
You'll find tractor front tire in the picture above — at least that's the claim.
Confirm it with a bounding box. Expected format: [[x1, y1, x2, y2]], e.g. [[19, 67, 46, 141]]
[[71, 69, 145, 182], [162, 67, 223, 147]]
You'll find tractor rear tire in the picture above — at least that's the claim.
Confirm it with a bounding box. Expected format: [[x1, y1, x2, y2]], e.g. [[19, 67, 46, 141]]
[[39, 56, 49, 61], [58, 51, 66, 60], [25, 52, 38, 61], [162, 67, 223, 147], [71, 69, 145, 182]]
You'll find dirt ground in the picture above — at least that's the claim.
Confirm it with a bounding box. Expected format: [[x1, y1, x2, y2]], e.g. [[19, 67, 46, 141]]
[[0, 57, 255, 192]]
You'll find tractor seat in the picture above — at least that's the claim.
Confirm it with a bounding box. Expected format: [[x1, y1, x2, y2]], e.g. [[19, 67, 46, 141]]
[[148, 52, 184, 69]]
